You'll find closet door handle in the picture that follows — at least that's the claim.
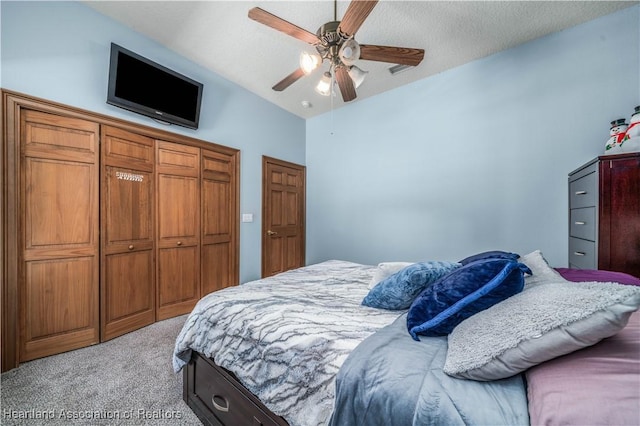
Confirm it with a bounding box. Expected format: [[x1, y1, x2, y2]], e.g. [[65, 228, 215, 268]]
[[575, 190, 587, 195], [177, 241, 182, 246], [128, 245, 134, 250], [574, 221, 586, 225], [573, 251, 586, 256]]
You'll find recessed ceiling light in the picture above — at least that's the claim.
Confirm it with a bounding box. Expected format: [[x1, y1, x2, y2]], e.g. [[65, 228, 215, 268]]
[[301, 100, 312, 108]]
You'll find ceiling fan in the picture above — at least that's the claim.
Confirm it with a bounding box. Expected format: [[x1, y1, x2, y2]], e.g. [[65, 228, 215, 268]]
[[248, 0, 425, 102]]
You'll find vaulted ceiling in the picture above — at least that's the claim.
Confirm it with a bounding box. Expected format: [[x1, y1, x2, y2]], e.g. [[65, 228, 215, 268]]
[[84, 1, 636, 118]]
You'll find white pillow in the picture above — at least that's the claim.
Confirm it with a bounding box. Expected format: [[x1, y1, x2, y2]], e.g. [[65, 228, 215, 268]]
[[444, 251, 640, 381], [368, 262, 414, 289], [518, 250, 564, 288]]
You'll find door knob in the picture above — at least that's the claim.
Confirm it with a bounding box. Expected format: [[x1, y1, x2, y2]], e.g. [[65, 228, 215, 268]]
[[177, 241, 182, 246], [267, 230, 278, 236], [128, 245, 134, 250]]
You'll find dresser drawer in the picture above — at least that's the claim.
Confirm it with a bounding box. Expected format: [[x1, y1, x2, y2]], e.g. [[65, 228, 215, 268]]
[[569, 171, 597, 208], [569, 237, 596, 269], [189, 354, 286, 426], [569, 207, 596, 241]]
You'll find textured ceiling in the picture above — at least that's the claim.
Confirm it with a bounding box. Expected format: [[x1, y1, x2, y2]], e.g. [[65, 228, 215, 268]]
[[83, 1, 637, 119]]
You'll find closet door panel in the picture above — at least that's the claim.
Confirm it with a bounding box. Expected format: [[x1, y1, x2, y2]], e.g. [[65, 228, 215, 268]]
[[157, 174, 199, 243], [103, 126, 154, 171], [105, 251, 154, 321], [101, 126, 155, 341], [24, 158, 95, 252], [25, 258, 94, 338], [20, 110, 99, 362], [201, 149, 237, 295], [157, 245, 200, 318], [202, 243, 231, 295], [104, 167, 154, 248], [156, 141, 201, 320]]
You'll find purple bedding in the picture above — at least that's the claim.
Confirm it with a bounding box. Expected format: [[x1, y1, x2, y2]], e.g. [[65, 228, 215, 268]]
[[525, 268, 640, 426], [555, 267, 640, 286]]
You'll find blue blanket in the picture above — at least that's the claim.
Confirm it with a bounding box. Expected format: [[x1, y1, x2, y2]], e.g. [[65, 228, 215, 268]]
[[330, 313, 529, 426]]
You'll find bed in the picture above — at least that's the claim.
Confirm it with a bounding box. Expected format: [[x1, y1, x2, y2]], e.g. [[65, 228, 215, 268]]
[[172, 252, 640, 426]]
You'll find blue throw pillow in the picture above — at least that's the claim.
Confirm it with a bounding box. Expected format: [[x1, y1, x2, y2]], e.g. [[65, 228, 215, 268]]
[[458, 250, 520, 265], [362, 261, 461, 310], [407, 258, 531, 339]]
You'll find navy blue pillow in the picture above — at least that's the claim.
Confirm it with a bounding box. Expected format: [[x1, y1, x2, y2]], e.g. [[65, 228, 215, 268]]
[[407, 258, 531, 339], [362, 261, 461, 310], [458, 250, 520, 265]]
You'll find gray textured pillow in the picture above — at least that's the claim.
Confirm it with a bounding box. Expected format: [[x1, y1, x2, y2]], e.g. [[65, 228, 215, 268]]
[[444, 278, 640, 381]]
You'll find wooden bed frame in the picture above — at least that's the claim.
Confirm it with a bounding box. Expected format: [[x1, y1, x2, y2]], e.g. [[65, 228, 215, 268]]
[[183, 352, 288, 426]]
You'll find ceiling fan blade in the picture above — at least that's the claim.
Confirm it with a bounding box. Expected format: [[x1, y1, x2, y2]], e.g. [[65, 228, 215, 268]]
[[359, 44, 425, 66], [272, 68, 306, 92], [335, 67, 357, 102], [338, 0, 378, 37], [249, 7, 319, 45]]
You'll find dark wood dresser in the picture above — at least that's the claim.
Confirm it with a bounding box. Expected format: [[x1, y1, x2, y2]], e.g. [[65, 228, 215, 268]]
[[568, 152, 640, 278]]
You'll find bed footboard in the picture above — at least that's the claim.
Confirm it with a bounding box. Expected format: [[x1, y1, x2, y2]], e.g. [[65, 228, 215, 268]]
[[183, 352, 288, 426]]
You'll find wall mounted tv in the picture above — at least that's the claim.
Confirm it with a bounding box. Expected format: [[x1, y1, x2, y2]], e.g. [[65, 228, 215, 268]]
[[107, 43, 203, 129]]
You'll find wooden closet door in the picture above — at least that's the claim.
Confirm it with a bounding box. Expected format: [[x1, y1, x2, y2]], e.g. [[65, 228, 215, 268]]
[[20, 110, 99, 361], [156, 141, 200, 320], [101, 126, 155, 341], [201, 149, 238, 296]]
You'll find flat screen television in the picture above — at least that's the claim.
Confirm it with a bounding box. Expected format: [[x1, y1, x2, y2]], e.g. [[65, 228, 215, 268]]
[[107, 43, 203, 129]]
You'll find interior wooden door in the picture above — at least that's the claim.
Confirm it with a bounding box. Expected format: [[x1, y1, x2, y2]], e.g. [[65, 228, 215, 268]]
[[262, 157, 306, 278], [201, 148, 238, 295], [156, 141, 200, 320], [101, 126, 155, 341], [19, 110, 100, 361]]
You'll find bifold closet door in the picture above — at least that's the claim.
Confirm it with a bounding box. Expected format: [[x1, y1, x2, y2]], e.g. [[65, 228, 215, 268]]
[[19, 110, 99, 361], [156, 141, 201, 320], [201, 148, 238, 296], [101, 126, 155, 341]]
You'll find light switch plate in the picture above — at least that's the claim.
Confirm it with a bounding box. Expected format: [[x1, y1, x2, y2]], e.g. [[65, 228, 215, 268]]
[[242, 213, 254, 223]]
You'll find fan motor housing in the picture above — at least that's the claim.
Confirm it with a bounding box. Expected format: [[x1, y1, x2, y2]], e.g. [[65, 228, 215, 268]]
[[316, 21, 344, 63], [317, 21, 341, 46]]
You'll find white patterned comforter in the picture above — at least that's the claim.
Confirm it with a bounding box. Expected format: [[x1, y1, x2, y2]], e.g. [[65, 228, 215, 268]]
[[172, 260, 402, 426]]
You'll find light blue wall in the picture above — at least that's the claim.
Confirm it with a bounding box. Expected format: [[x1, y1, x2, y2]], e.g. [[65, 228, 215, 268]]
[[306, 5, 640, 268], [1, 1, 306, 283]]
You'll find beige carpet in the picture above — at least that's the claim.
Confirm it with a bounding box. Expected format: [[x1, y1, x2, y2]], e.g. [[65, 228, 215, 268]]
[[1, 315, 202, 425]]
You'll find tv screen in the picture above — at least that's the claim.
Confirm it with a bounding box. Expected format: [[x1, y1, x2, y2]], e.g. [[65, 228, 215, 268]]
[[107, 43, 203, 129]]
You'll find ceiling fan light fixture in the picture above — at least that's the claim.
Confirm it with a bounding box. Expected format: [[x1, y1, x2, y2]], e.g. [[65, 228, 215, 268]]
[[300, 51, 322, 74], [348, 65, 368, 88], [315, 71, 333, 96], [338, 38, 360, 66]]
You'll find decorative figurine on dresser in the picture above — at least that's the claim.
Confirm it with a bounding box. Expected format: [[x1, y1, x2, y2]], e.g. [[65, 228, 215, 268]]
[[621, 105, 640, 153], [568, 152, 640, 278], [604, 118, 628, 154]]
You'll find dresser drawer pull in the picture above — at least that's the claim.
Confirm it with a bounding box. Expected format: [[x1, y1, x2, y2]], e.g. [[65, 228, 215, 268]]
[[573, 251, 586, 256], [574, 221, 586, 225], [574, 190, 588, 195], [212, 395, 229, 412]]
